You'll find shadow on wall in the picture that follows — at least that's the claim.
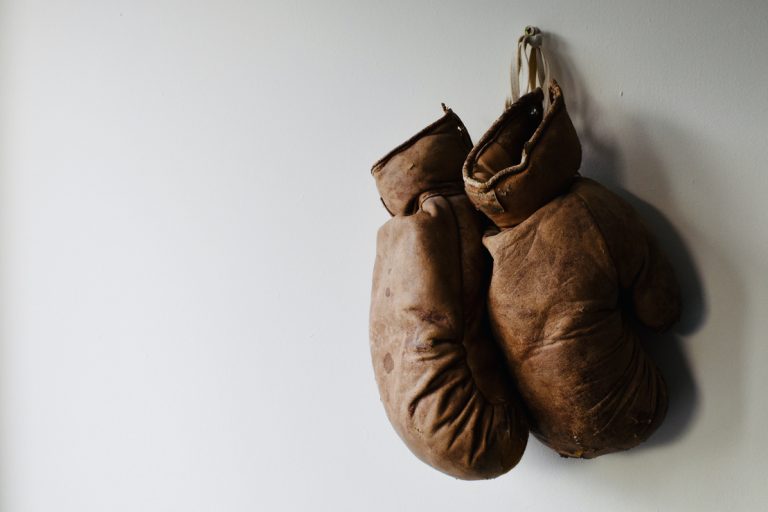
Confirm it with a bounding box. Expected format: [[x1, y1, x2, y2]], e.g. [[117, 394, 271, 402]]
[[542, 32, 743, 452]]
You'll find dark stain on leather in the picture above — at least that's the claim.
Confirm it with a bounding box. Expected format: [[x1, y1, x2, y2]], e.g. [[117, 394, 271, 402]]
[[411, 308, 449, 327], [383, 353, 394, 373]]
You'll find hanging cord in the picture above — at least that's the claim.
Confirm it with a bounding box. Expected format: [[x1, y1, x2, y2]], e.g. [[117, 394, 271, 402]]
[[507, 26, 550, 108]]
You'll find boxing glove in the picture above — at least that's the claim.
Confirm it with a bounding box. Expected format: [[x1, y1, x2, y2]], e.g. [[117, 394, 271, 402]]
[[463, 81, 681, 458], [369, 107, 529, 478]]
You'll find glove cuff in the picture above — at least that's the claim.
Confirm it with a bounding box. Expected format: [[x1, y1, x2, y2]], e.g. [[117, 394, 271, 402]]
[[464, 80, 582, 228], [372, 108, 472, 216]]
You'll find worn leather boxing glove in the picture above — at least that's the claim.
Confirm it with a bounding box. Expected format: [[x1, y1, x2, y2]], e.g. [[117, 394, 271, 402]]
[[463, 81, 681, 458], [369, 107, 529, 478]]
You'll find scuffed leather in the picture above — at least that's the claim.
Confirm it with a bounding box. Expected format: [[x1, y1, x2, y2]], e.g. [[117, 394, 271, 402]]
[[370, 110, 529, 479], [464, 84, 582, 228], [463, 81, 681, 458]]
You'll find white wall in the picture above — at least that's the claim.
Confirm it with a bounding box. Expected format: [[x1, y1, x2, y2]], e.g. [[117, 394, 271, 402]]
[[1, 1, 766, 510]]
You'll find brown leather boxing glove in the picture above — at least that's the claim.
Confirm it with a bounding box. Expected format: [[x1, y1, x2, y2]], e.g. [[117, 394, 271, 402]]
[[463, 81, 681, 458], [369, 107, 529, 478]]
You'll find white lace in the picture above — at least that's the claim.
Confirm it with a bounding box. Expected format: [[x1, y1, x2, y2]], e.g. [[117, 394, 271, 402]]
[[507, 26, 550, 108]]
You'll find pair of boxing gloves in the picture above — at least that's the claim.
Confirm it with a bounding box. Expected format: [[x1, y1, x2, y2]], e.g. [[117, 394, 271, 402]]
[[369, 80, 681, 479]]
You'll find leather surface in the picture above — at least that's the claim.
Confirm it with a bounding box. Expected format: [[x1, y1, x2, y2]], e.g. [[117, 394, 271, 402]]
[[464, 82, 681, 458], [370, 110, 529, 478], [464, 82, 582, 229]]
